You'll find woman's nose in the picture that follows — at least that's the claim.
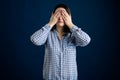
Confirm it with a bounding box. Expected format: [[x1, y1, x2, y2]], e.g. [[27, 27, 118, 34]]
[[59, 16, 62, 20]]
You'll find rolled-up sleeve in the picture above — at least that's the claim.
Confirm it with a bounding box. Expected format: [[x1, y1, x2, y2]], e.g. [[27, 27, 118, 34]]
[[30, 24, 52, 46], [70, 26, 91, 47]]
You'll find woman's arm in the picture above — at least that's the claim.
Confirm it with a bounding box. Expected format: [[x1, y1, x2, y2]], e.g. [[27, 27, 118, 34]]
[[61, 10, 91, 47], [70, 26, 91, 47], [30, 24, 52, 46], [30, 9, 61, 46]]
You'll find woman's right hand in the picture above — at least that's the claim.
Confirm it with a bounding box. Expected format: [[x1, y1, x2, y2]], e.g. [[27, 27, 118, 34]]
[[48, 10, 61, 27]]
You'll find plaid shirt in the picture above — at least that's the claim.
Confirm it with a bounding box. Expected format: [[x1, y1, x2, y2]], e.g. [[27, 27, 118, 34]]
[[30, 24, 91, 80]]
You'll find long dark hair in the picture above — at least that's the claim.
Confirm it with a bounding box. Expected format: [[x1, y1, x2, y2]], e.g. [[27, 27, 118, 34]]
[[51, 4, 71, 33]]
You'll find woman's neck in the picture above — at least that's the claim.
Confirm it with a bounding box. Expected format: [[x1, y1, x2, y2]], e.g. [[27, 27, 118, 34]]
[[56, 26, 65, 40], [56, 26, 64, 34]]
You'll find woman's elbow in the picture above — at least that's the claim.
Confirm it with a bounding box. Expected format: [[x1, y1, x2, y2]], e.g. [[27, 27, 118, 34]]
[[80, 37, 91, 47], [30, 36, 42, 46]]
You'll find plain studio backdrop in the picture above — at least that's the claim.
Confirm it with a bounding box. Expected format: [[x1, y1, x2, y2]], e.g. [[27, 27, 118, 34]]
[[0, 0, 119, 80]]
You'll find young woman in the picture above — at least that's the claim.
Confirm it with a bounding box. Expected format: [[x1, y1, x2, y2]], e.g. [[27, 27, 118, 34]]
[[30, 4, 91, 80]]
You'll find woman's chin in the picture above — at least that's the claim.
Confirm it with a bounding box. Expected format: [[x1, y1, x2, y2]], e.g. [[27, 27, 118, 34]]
[[57, 23, 64, 27]]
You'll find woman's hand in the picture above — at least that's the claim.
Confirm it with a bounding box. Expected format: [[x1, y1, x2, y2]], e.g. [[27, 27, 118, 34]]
[[61, 10, 74, 29], [48, 10, 61, 27]]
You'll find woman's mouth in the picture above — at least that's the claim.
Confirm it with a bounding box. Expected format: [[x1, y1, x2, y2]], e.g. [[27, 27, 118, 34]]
[[58, 21, 63, 23]]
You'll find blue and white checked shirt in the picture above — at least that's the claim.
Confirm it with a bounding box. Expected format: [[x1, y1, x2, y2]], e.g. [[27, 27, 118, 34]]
[[30, 24, 91, 80]]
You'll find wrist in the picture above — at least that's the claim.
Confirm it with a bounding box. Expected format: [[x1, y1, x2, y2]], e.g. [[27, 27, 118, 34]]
[[68, 23, 74, 29], [48, 22, 54, 27]]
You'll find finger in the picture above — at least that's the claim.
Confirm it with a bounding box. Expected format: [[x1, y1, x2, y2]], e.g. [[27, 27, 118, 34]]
[[54, 11, 59, 17], [55, 12, 61, 19], [55, 8, 62, 13], [62, 10, 69, 17], [62, 14, 66, 21], [62, 12, 67, 18], [62, 11, 71, 20], [55, 9, 60, 13], [54, 10, 60, 17], [54, 9, 60, 15], [61, 11, 67, 18]]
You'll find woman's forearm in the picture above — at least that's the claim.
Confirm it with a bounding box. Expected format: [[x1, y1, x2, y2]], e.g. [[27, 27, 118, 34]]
[[70, 26, 91, 47], [30, 24, 52, 46]]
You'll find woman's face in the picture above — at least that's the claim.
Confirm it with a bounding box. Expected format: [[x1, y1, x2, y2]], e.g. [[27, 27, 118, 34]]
[[55, 8, 67, 27]]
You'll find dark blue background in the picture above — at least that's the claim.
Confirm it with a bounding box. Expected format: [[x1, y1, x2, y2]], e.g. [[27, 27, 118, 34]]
[[1, 0, 119, 80]]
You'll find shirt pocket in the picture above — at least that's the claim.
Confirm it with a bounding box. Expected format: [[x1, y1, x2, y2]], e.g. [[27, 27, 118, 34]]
[[65, 42, 76, 55]]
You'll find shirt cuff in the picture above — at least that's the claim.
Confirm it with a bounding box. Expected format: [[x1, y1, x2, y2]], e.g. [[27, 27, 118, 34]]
[[70, 25, 81, 32], [44, 24, 52, 30]]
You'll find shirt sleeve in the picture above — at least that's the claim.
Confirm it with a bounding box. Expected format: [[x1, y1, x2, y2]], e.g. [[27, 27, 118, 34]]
[[30, 24, 52, 46], [70, 25, 91, 47]]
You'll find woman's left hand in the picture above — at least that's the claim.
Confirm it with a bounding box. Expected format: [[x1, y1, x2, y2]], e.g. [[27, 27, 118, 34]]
[[61, 10, 75, 29]]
